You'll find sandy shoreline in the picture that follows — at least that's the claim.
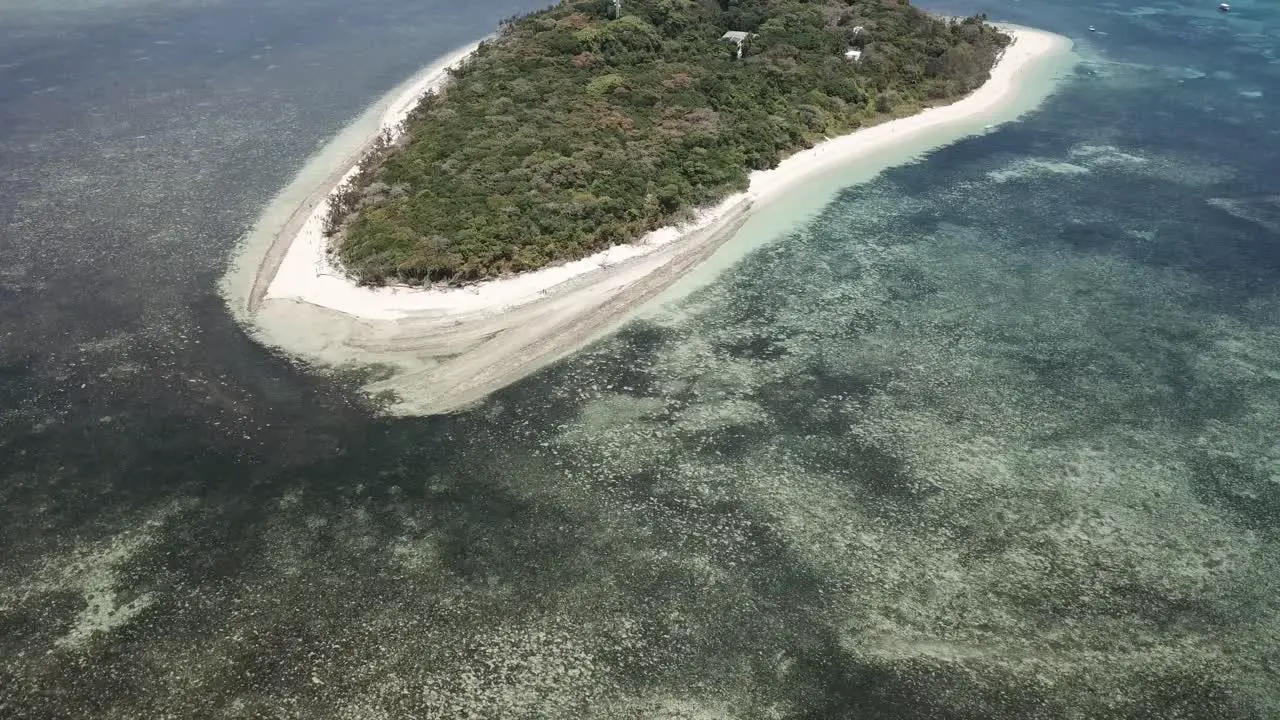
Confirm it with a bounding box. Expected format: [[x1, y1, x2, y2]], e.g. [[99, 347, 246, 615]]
[[225, 25, 1075, 416]]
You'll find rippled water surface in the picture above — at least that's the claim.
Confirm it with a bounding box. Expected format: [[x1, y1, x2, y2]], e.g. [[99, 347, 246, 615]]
[[2, 0, 1278, 717]]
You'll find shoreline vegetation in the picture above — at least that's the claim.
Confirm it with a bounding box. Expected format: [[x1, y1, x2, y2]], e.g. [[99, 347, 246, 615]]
[[329, 0, 1011, 287], [229, 14, 1072, 416]]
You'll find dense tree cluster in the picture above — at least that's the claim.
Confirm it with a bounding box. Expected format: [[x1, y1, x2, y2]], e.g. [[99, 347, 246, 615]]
[[331, 0, 1008, 285]]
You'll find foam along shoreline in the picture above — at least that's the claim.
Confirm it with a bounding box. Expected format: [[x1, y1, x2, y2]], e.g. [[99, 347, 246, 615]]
[[224, 26, 1075, 416]]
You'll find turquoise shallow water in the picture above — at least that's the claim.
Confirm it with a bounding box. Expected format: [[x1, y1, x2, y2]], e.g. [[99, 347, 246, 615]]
[[1, 0, 1278, 716]]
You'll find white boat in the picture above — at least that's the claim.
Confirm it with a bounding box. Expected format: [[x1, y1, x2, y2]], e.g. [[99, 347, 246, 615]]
[[1088, 25, 1097, 31], [1219, 3, 1230, 11]]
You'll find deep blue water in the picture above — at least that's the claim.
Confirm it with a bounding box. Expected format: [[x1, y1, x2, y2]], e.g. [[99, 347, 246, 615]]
[[2, 0, 1278, 717]]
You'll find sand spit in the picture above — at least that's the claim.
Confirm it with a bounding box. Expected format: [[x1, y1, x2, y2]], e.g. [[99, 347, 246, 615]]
[[224, 27, 1075, 416]]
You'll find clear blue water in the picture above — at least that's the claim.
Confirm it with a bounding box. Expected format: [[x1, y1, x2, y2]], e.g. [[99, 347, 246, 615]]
[[1, 0, 1277, 716]]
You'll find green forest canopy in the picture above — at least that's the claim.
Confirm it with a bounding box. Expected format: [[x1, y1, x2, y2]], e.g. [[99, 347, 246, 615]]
[[329, 0, 1009, 285]]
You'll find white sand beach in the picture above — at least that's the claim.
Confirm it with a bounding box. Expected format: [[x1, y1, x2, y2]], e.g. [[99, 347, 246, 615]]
[[224, 26, 1076, 416]]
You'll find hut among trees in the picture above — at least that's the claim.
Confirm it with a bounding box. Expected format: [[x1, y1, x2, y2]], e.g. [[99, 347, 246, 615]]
[[719, 30, 751, 59]]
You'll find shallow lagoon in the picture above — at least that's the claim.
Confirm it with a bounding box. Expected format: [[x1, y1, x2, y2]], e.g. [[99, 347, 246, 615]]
[[1, 0, 1278, 716]]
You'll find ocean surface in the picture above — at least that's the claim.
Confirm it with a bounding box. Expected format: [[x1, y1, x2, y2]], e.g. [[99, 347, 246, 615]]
[[2, 0, 1278, 716]]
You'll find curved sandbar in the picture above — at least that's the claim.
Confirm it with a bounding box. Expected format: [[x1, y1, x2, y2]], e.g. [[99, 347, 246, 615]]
[[224, 26, 1075, 416]]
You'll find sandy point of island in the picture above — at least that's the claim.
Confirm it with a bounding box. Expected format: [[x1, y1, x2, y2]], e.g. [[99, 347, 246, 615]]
[[223, 25, 1076, 416]]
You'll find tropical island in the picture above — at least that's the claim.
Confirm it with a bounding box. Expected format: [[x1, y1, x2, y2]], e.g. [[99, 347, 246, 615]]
[[328, 0, 1011, 286], [228, 0, 1072, 416]]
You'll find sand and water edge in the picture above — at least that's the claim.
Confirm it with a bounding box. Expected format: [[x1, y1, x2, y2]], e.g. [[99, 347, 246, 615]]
[[223, 25, 1076, 416]]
